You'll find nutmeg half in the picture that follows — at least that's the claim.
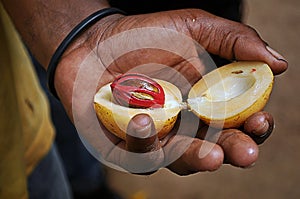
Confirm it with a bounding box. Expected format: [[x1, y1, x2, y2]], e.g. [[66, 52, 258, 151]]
[[94, 78, 182, 140]]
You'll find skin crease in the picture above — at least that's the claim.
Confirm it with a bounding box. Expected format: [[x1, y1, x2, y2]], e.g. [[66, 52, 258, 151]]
[[1, 0, 288, 175]]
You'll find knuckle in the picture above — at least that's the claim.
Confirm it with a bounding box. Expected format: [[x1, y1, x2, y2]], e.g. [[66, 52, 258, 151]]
[[243, 24, 259, 35]]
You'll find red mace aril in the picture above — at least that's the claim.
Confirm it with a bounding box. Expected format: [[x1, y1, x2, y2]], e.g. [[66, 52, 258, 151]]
[[110, 73, 165, 108]]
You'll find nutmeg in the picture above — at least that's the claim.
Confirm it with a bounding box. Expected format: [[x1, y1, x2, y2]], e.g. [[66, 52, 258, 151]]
[[94, 61, 274, 140]]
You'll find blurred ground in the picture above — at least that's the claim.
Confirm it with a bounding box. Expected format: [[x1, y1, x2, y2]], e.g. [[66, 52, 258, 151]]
[[106, 0, 300, 198]]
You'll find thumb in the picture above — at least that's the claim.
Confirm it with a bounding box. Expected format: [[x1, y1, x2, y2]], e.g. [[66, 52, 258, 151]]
[[126, 114, 160, 153], [232, 27, 288, 75], [183, 9, 288, 74]]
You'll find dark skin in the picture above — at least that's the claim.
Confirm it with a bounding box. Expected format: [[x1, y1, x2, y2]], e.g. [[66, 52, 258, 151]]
[[1, 0, 287, 175]]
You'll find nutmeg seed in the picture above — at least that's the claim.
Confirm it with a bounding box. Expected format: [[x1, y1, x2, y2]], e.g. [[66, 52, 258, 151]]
[[110, 73, 165, 108]]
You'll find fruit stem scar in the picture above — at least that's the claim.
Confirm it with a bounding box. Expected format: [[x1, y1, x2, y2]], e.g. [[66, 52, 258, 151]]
[[180, 102, 189, 110]]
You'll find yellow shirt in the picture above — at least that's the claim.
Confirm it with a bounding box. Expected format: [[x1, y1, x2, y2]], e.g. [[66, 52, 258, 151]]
[[0, 4, 54, 199]]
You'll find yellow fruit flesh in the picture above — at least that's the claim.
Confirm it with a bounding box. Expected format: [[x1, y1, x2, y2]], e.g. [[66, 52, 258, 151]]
[[188, 61, 274, 128]]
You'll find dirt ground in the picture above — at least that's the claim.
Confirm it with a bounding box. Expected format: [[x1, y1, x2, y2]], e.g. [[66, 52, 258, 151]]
[[105, 0, 300, 198]]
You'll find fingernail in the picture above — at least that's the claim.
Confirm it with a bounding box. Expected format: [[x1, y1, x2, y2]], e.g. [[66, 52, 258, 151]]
[[266, 46, 287, 62], [128, 114, 153, 139], [252, 120, 269, 136]]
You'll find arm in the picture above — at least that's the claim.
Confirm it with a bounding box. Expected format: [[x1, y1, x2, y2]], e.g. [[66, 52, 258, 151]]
[[1, 0, 110, 67]]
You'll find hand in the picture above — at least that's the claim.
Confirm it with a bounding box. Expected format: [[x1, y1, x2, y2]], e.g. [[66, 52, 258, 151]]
[[54, 8, 287, 174]]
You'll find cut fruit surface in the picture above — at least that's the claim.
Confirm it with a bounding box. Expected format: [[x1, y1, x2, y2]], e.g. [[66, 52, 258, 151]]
[[94, 61, 274, 140], [188, 61, 274, 128]]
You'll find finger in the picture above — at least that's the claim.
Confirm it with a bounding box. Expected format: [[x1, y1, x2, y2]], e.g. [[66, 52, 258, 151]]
[[232, 27, 288, 75], [167, 136, 224, 175], [184, 10, 288, 74], [244, 111, 274, 145], [126, 114, 160, 153], [218, 23, 288, 75], [104, 114, 164, 174], [217, 129, 259, 168]]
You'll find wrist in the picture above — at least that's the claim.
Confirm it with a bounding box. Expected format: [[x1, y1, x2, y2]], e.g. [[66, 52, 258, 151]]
[[61, 12, 125, 61], [53, 11, 125, 119]]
